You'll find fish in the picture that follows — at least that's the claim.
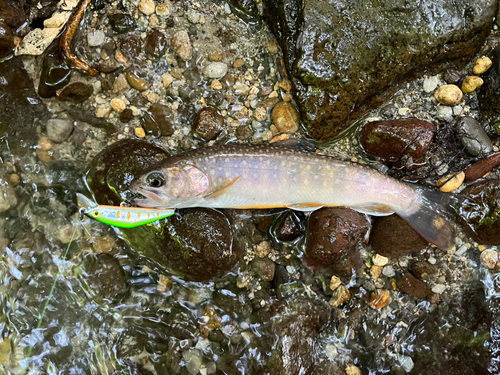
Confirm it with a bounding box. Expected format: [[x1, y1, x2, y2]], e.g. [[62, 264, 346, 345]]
[[130, 143, 457, 249], [76, 193, 175, 228]]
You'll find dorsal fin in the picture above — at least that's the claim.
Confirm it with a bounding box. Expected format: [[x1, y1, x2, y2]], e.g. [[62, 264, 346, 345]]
[[275, 138, 317, 153]]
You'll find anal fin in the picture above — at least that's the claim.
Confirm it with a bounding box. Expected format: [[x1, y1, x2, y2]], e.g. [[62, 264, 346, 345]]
[[203, 175, 241, 199], [351, 204, 394, 216], [286, 202, 324, 212]]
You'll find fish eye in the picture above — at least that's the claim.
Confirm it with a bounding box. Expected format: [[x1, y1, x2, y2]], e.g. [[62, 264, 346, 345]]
[[146, 172, 165, 188]]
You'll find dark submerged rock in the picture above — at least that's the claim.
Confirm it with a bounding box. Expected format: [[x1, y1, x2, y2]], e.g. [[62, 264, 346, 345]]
[[108, 13, 136, 34], [370, 214, 429, 257], [359, 119, 435, 169], [397, 272, 433, 300], [228, 0, 260, 24], [38, 38, 72, 98], [263, 0, 496, 140], [304, 208, 369, 272], [85, 140, 243, 280], [120, 35, 141, 59], [459, 179, 500, 245], [142, 103, 174, 137], [192, 107, 225, 141], [83, 254, 128, 300], [0, 20, 14, 58], [455, 116, 493, 156], [58, 82, 93, 103], [271, 210, 304, 242], [144, 30, 167, 57]]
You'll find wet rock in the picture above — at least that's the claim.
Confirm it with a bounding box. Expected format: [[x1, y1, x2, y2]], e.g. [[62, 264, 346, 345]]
[[370, 214, 429, 257], [0, 181, 17, 213], [459, 179, 500, 245], [38, 38, 72, 98], [437, 171, 465, 193], [465, 152, 500, 181], [410, 261, 438, 280], [359, 118, 435, 169], [478, 48, 500, 110], [120, 35, 141, 58], [436, 105, 453, 121], [203, 62, 228, 79], [0, 20, 14, 58], [99, 58, 121, 73], [171, 30, 192, 61], [271, 101, 299, 134], [108, 14, 136, 34], [474, 57, 493, 75], [305, 208, 369, 269], [397, 272, 433, 299], [370, 289, 391, 310], [213, 287, 252, 319], [435, 84, 463, 105], [142, 103, 174, 137], [252, 257, 275, 282], [443, 69, 462, 84], [329, 285, 350, 308], [455, 116, 493, 156], [126, 70, 149, 91], [423, 76, 439, 93], [84, 254, 128, 300], [271, 210, 303, 242], [255, 297, 330, 374], [263, 0, 495, 139], [229, 0, 260, 24], [138, 0, 155, 15], [0, 58, 50, 154], [192, 107, 224, 140], [161, 72, 174, 88], [145, 30, 166, 57], [462, 76, 484, 93], [58, 82, 93, 103], [87, 30, 105, 47], [120, 108, 133, 123], [46, 118, 74, 143], [0, 0, 26, 29], [110, 98, 126, 112]]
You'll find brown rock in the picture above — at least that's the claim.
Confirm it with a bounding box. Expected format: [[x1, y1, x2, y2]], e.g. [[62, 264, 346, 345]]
[[120, 108, 133, 123], [434, 84, 463, 105], [0, 20, 14, 58], [397, 272, 433, 299], [252, 257, 275, 281], [171, 30, 192, 61], [192, 107, 224, 140], [58, 82, 93, 103], [370, 214, 428, 257], [305, 207, 370, 268], [142, 103, 174, 137], [0, 0, 26, 29], [409, 261, 438, 280], [271, 101, 299, 134], [359, 118, 435, 169], [120, 36, 141, 59], [370, 289, 391, 310], [272, 210, 303, 242], [145, 30, 167, 57]]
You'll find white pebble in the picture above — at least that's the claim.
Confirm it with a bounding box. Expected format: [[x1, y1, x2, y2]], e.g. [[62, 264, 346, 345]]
[[432, 284, 446, 294], [382, 265, 395, 277], [436, 106, 453, 121], [423, 76, 439, 93], [372, 254, 389, 267], [203, 62, 228, 79], [87, 30, 105, 47], [455, 244, 468, 257], [428, 257, 436, 265]]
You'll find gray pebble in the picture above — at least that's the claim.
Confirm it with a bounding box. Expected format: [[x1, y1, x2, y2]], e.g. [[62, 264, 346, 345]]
[[382, 265, 395, 277], [436, 106, 453, 121], [456, 116, 493, 156], [187, 10, 200, 23], [423, 76, 439, 93], [87, 30, 105, 47], [203, 62, 228, 79], [454, 244, 468, 256], [431, 284, 446, 294], [46, 118, 74, 143]]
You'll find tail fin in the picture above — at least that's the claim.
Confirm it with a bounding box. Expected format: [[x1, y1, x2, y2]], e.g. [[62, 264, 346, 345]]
[[395, 187, 461, 250]]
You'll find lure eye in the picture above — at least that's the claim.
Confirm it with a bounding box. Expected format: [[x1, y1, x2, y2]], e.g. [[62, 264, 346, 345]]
[[93, 211, 99, 217], [146, 172, 165, 188]]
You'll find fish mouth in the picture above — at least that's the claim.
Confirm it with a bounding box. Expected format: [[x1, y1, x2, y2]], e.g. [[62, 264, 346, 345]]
[[132, 187, 165, 208]]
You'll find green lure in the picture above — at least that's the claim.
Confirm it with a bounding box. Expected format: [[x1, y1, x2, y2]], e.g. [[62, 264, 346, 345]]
[[77, 193, 175, 228]]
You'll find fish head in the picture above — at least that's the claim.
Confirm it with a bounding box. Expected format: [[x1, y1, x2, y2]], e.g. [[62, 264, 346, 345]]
[[131, 163, 210, 208]]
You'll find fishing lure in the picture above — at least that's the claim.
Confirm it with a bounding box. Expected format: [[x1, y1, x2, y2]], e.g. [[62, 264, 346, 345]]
[[77, 193, 175, 228]]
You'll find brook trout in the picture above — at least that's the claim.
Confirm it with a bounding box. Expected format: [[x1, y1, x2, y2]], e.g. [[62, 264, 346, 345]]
[[131, 143, 456, 249]]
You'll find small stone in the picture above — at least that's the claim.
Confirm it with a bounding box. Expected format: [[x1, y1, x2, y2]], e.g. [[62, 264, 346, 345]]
[[110, 98, 126, 112], [192, 107, 224, 140], [95, 103, 112, 118], [253, 107, 268, 121], [434, 84, 463, 105], [480, 250, 499, 269], [437, 171, 465, 193], [233, 59, 245, 68], [329, 275, 341, 291], [234, 83, 250, 96], [209, 48, 223, 62], [126, 71, 149, 91], [372, 254, 388, 266], [278, 78, 292, 92], [398, 273, 432, 299], [443, 69, 462, 84], [423, 75, 439, 93], [382, 265, 395, 277], [473, 57, 493, 75], [155, 4, 169, 17], [203, 62, 228, 79], [271, 101, 299, 134], [252, 257, 275, 282], [370, 289, 391, 310], [120, 35, 141, 59], [436, 106, 453, 121], [113, 73, 130, 94], [345, 366, 362, 375], [171, 30, 192, 61], [210, 80, 222, 90], [187, 10, 200, 23], [370, 265, 383, 279], [255, 241, 271, 257], [38, 136, 53, 151], [46, 118, 74, 143], [145, 29, 167, 57], [139, 0, 155, 15], [120, 108, 133, 123], [142, 103, 174, 137], [328, 285, 350, 308], [36, 149, 51, 163], [456, 116, 493, 156], [161, 73, 174, 88], [9, 174, 20, 186], [135, 127, 146, 138], [462, 76, 483, 93], [92, 235, 116, 253], [87, 30, 105, 47], [170, 67, 183, 79], [58, 224, 81, 244], [432, 284, 446, 294], [266, 40, 278, 54], [157, 274, 172, 293]]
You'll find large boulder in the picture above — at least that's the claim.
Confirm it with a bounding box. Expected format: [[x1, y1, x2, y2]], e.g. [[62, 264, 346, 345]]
[[263, 0, 497, 140]]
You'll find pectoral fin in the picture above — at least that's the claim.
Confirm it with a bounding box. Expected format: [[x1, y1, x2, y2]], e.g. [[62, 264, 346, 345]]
[[351, 204, 394, 216], [203, 175, 241, 199], [286, 202, 324, 212]]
